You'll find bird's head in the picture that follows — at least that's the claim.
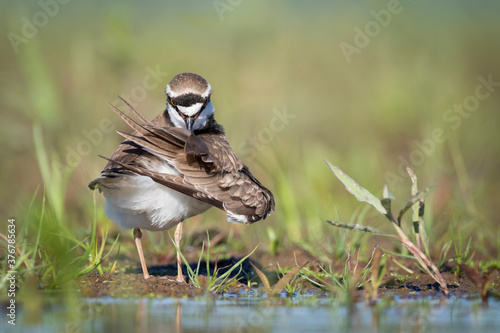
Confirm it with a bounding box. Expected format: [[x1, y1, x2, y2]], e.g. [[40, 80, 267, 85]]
[[165, 73, 214, 131]]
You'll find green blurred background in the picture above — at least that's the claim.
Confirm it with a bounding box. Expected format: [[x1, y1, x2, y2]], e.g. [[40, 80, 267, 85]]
[[1, 0, 500, 257]]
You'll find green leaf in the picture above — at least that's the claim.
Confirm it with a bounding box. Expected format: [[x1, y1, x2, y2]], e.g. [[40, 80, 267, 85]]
[[325, 160, 387, 215], [396, 185, 435, 225], [383, 185, 395, 200], [407, 167, 419, 222], [380, 198, 397, 224], [326, 220, 393, 236], [378, 246, 417, 259], [250, 262, 271, 295]]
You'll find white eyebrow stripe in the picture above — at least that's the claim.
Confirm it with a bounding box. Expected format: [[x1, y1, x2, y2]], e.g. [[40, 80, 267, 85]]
[[165, 83, 212, 99], [165, 84, 176, 97], [201, 84, 211, 98]]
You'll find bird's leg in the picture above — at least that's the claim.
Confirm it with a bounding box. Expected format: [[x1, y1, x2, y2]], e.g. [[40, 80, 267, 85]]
[[133, 228, 150, 279], [174, 221, 185, 283]]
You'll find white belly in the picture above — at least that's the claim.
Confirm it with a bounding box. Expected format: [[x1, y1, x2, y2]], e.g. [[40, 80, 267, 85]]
[[101, 166, 212, 231]]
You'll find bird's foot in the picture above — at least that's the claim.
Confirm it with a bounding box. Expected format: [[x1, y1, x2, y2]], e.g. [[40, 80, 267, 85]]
[[176, 274, 187, 284]]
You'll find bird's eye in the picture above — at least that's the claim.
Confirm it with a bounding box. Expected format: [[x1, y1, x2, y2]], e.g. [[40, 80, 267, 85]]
[[170, 98, 176, 107], [202, 99, 209, 107]]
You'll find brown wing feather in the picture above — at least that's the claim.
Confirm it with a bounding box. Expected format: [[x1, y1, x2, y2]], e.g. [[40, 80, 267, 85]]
[[97, 155, 224, 210], [174, 133, 274, 221], [101, 103, 174, 172], [92, 100, 275, 222], [117, 96, 154, 126]]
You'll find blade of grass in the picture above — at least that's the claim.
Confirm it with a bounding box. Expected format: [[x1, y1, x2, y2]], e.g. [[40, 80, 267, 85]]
[[250, 262, 271, 294], [271, 261, 308, 295], [196, 241, 205, 281], [326, 160, 387, 215], [392, 224, 449, 295], [326, 220, 394, 236], [408, 167, 420, 247], [168, 232, 200, 287], [396, 186, 435, 226], [30, 188, 46, 270], [210, 244, 260, 291]]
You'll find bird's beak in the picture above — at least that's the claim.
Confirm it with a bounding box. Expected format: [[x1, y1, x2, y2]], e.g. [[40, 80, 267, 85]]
[[185, 117, 195, 131]]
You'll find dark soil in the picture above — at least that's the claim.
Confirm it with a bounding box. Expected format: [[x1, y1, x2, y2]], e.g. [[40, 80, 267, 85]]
[[76, 245, 500, 300]]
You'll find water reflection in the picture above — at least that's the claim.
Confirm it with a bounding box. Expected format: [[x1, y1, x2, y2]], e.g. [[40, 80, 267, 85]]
[[3, 296, 500, 333]]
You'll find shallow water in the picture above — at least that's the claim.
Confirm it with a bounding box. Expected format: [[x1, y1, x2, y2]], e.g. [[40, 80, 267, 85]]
[[3, 295, 500, 333]]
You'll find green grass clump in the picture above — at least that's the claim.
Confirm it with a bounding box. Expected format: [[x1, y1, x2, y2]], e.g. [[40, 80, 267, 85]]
[[325, 161, 449, 295], [170, 232, 258, 293], [0, 126, 120, 300], [251, 259, 308, 297]]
